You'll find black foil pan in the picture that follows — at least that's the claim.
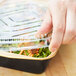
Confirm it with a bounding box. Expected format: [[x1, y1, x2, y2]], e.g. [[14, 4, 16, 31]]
[[0, 51, 56, 74]]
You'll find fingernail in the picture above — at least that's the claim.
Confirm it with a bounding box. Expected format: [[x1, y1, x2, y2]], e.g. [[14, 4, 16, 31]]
[[52, 48, 57, 52], [49, 47, 57, 52]]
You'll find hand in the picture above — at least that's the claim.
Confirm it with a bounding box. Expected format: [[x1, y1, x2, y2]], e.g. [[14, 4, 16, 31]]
[[36, 0, 76, 52]]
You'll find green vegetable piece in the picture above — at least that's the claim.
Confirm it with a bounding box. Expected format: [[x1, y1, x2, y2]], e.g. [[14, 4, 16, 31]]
[[13, 51, 20, 54], [39, 48, 43, 53], [33, 54, 37, 57], [42, 52, 47, 57], [25, 50, 29, 56]]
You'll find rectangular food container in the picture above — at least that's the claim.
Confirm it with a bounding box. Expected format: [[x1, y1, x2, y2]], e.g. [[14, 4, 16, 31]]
[[0, 0, 57, 74], [0, 50, 56, 74]]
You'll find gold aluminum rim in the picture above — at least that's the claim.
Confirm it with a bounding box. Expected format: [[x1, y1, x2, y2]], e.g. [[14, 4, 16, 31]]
[[0, 51, 57, 60]]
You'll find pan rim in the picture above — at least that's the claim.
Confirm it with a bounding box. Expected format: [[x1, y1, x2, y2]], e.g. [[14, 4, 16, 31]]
[[0, 50, 57, 60]]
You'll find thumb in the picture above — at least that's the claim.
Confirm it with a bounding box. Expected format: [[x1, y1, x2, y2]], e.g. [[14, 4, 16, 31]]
[[36, 10, 53, 38]]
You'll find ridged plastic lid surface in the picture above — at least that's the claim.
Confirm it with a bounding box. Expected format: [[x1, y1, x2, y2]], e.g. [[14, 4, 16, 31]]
[[0, 0, 51, 51]]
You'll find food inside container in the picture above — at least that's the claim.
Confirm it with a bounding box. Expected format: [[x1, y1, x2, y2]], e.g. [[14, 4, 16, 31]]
[[0, 36, 51, 58], [9, 40, 51, 58]]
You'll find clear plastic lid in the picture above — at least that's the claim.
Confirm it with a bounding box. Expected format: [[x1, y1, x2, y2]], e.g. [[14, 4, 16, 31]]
[[0, 0, 51, 51]]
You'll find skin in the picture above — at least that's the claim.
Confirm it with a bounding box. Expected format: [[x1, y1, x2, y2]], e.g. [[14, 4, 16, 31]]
[[36, 0, 76, 52]]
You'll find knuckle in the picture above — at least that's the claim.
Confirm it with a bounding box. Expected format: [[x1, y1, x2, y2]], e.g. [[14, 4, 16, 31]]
[[68, 4, 76, 12], [55, 25, 64, 32], [67, 29, 76, 35], [71, 7, 76, 12], [56, 1, 66, 10], [56, 1, 65, 6], [50, 1, 66, 12]]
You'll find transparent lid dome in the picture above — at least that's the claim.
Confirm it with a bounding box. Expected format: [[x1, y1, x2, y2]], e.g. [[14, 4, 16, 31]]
[[0, 0, 51, 51]]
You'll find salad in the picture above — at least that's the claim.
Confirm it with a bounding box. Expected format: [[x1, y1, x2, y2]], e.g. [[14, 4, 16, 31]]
[[11, 47, 51, 58], [9, 40, 51, 58]]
